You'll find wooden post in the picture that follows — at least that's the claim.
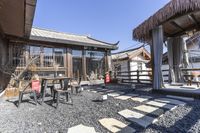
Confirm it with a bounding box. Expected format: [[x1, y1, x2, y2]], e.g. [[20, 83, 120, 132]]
[[127, 60, 131, 80], [152, 25, 164, 90], [64, 48, 67, 76], [107, 50, 112, 72], [82, 49, 87, 80], [67, 48, 73, 78], [137, 69, 140, 83]]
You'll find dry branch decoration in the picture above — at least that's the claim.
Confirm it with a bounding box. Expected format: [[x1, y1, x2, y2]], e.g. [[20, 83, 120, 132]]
[[0, 56, 40, 88]]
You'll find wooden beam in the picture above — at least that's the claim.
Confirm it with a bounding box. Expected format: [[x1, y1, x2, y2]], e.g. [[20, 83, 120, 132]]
[[188, 14, 200, 28], [170, 21, 185, 31]]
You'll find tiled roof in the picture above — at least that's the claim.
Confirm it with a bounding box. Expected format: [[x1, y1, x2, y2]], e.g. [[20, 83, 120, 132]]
[[112, 47, 150, 61], [30, 27, 118, 49]]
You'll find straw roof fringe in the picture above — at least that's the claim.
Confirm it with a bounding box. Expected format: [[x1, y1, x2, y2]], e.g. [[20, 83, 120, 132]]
[[133, 0, 200, 43]]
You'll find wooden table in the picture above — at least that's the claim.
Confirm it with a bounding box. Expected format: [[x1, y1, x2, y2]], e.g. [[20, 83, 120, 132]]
[[40, 76, 71, 104]]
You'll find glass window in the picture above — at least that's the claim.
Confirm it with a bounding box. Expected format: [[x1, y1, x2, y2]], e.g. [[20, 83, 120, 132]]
[[86, 50, 105, 80], [12, 44, 27, 67], [54, 48, 65, 67], [72, 50, 82, 78], [43, 47, 53, 67], [30, 46, 41, 67]]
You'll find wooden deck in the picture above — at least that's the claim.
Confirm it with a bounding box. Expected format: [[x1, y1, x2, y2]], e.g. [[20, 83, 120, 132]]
[[154, 84, 200, 98]]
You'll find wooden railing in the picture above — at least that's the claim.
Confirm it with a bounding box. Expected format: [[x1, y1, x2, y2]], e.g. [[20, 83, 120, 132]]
[[116, 70, 152, 85], [162, 68, 200, 83]]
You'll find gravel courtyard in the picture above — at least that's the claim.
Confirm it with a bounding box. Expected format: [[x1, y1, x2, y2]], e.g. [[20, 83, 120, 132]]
[[0, 84, 200, 133]]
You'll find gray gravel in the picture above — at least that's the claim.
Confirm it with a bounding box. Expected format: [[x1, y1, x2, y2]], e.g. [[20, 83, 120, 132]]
[[0, 84, 200, 133]]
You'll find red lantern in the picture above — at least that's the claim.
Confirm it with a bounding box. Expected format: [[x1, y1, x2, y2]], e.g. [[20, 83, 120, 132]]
[[105, 72, 110, 84]]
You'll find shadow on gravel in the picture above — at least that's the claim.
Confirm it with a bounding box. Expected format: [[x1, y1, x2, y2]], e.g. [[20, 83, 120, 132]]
[[6, 99, 37, 107], [144, 104, 200, 132]]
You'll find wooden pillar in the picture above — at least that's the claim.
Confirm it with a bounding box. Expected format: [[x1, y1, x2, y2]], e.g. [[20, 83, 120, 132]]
[[152, 25, 164, 90], [64, 48, 67, 76], [127, 60, 131, 80], [67, 48, 73, 78], [105, 50, 112, 72], [82, 49, 87, 80]]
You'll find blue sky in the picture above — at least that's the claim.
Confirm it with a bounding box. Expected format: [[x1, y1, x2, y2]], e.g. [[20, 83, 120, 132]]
[[33, 0, 170, 52]]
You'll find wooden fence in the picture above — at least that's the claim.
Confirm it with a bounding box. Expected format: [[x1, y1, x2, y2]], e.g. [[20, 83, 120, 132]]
[[116, 70, 152, 85]]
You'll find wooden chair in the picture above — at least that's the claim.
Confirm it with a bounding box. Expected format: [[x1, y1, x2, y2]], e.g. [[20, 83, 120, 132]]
[[18, 80, 37, 107], [70, 77, 82, 94], [53, 78, 73, 108], [184, 71, 200, 87]]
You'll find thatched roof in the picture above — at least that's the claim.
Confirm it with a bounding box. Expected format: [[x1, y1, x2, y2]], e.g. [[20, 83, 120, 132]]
[[133, 0, 200, 43]]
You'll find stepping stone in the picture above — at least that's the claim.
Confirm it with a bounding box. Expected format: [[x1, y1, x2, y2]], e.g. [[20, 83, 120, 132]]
[[146, 101, 177, 110], [166, 95, 194, 101], [68, 124, 96, 133], [124, 93, 139, 97], [131, 96, 152, 102], [108, 92, 125, 97], [118, 109, 157, 128], [91, 91, 97, 93], [133, 105, 159, 113], [115, 95, 132, 100], [108, 93, 120, 97], [155, 98, 185, 105], [99, 118, 136, 133]]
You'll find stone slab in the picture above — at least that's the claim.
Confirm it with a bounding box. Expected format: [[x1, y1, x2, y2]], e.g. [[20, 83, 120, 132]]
[[118, 109, 157, 128], [155, 98, 185, 105], [131, 96, 152, 102], [115, 95, 132, 100], [166, 95, 194, 101], [107, 93, 121, 97], [133, 105, 159, 113], [99, 118, 136, 133], [68, 124, 96, 133], [91, 91, 97, 93], [146, 101, 177, 110], [124, 93, 139, 97]]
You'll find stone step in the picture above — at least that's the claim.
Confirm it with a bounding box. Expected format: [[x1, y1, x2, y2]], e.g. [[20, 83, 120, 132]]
[[131, 96, 152, 102], [115, 95, 132, 100], [125, 93, 139, 97], [145, 101, 177, 110], [107, 93, 120, 97], [99, 118, 136, 133], [118, 109, 157, 128], [68, 124, 96, 133], [155, 98, 186, 105], [133, 105, 159, 113], [107, 92, 125, 97], [166, 95, 194, 101]]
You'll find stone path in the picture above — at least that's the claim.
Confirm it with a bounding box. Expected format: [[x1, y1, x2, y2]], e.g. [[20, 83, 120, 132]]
[[67, 89, 188, 132], [131, 96, 152, 102], [133, 105, 159, 113], [118, 109, 157, 128], [145, 101, 177, 110], [68, 124, 96, 133], [115, 95, 132, 100], [99, 118, 136, 133]]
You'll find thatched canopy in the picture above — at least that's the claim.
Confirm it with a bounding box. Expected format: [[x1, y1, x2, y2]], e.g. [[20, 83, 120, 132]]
[[133, 0, 200, 43]]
